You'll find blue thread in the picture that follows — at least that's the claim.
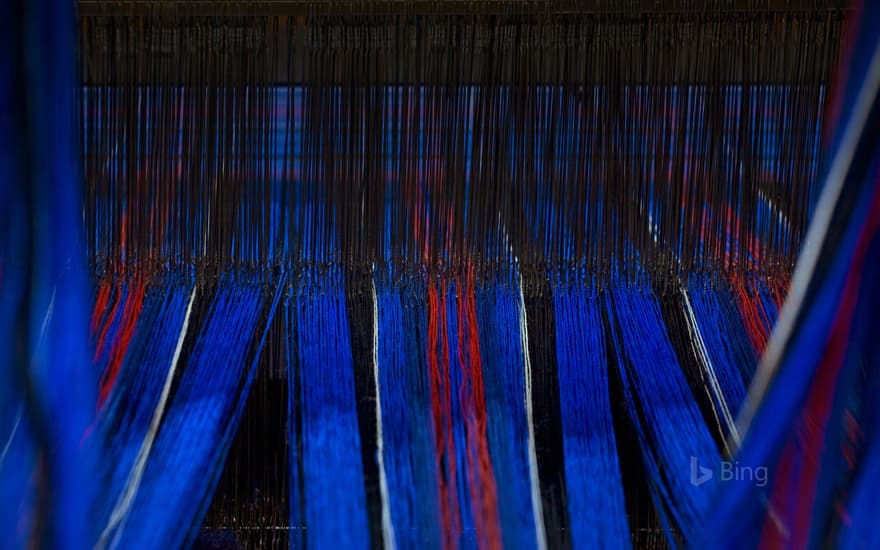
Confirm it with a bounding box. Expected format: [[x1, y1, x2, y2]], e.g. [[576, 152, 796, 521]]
[[292, 270, 370, 549], [93, 283, 130, 375], [404, 277, 444, 548], [606, 285, 721, 543], [444, 281, 477, 550], [95, 284, 189, 528], [554, 282, 631, 549], [686, 280, 752, 416], [376, 275, 441, 549], [474, 280, 540, 550], [376, 280, 415, 548], [117, 284, 264, 548]]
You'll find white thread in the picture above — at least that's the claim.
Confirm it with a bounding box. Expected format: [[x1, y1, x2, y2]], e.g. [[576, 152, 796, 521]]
[[372, 278, 396, 550], [682, 291, 740, 450], [518, 271, 548, 550]]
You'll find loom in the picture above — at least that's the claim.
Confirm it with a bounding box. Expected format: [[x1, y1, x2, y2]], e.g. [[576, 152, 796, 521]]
[[2, 0, 880, 548]]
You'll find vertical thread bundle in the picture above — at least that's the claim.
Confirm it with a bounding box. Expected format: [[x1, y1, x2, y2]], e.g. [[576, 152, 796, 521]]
[[290, 271, 370, 549], [553, 282, 631, 549], [474, 279, 540, 550], [606, 285, 721, 542], [109, 284, 264, 549], [93, 283, 190, 533], [376, 274, 442, 549]]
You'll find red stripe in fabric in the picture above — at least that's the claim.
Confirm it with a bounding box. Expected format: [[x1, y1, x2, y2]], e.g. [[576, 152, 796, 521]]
[[458, 276, 502, 550], [731, 277, 770, 355], [428, 282, 460, 550], [91, 280, 112, 337], [98, 281, 146, 407], [93, 281, 123, 363]]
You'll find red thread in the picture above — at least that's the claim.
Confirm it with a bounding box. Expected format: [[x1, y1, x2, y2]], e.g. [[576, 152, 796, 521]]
[[98, 280, 146, 407], [769, 280, 788, 310], [91, 280, 112, 337], [458, 275, 502, 550], [428, 282, 461, 550], [731, 276, 770, 355], [93, 281, 123, 363]]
